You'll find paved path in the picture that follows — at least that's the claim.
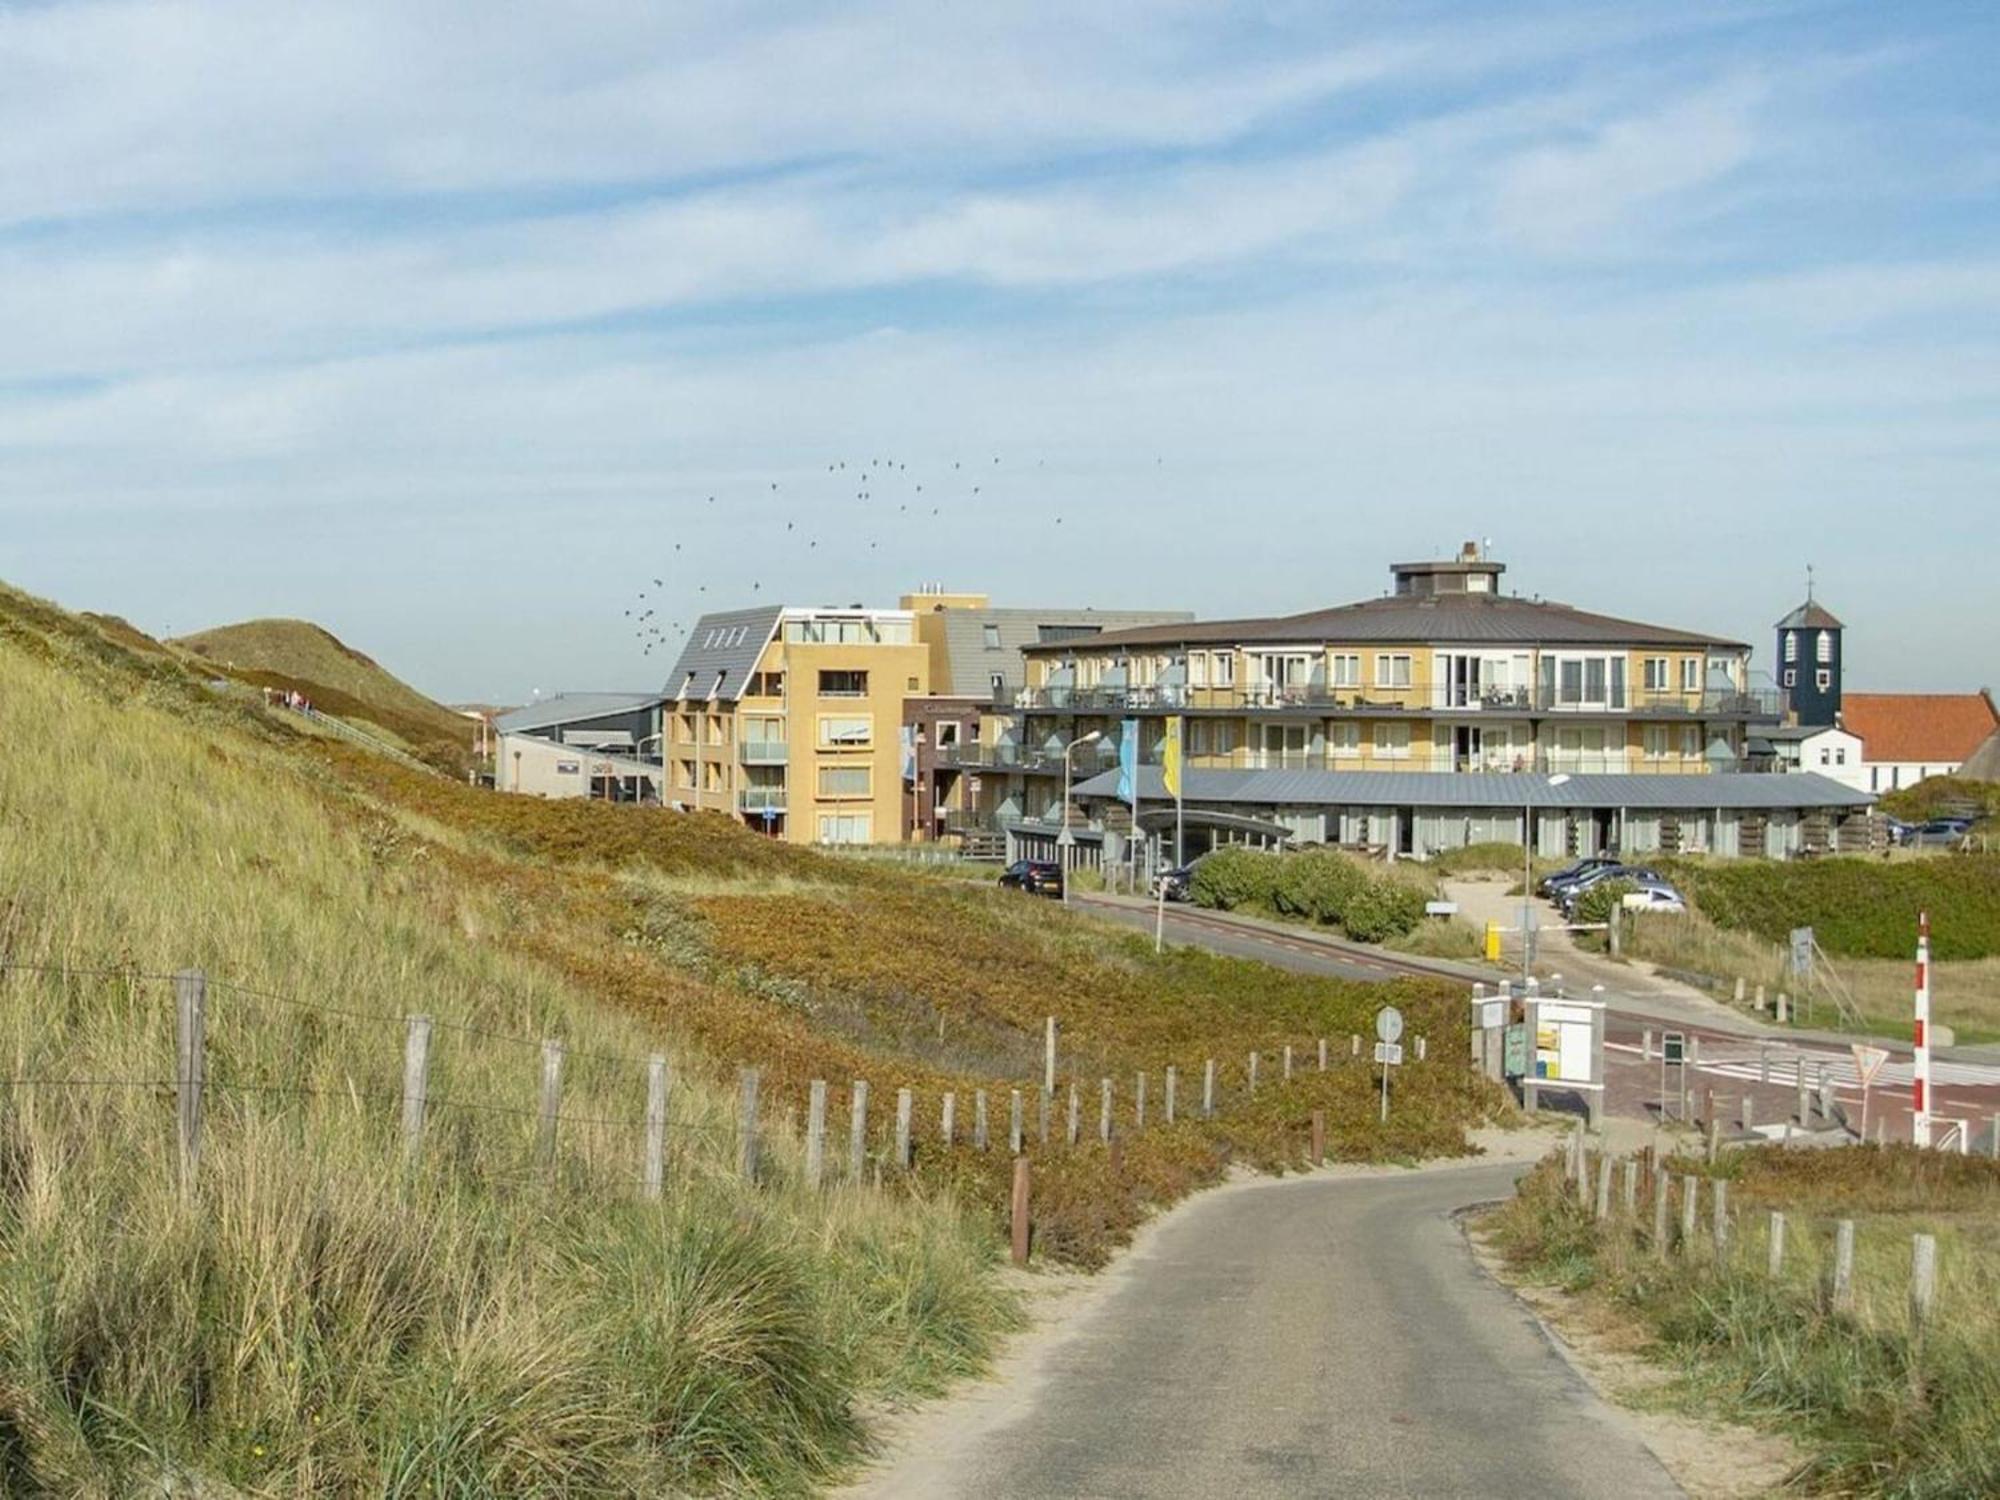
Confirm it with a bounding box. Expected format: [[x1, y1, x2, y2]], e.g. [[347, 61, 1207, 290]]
[[852, 1161, 1682, 1500]]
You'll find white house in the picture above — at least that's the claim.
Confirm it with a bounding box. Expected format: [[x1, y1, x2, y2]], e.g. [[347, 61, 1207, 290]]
[[1765, 723, 1867, 792]]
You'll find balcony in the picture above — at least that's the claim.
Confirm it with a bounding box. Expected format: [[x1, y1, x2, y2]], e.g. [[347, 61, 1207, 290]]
[[738, 786, 788, 812], [935, 742, 1120, 776], [738, 740, 789, 765], [1009, 683, 1782, 719]]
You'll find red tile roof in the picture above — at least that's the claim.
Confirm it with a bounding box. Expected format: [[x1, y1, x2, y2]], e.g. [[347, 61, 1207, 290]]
[[1844, 691, 2000, 765]]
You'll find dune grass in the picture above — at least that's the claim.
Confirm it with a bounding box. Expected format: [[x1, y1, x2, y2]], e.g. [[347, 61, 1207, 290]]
[[1488, 1146, 2000, 1496]]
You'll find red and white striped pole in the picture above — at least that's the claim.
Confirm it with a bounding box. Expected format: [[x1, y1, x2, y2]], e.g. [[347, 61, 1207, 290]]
[[1913, 909, 1932, 1148]]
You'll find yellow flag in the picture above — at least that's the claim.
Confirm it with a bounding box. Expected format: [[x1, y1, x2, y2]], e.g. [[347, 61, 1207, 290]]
[[1162, 715, 1183, 800]]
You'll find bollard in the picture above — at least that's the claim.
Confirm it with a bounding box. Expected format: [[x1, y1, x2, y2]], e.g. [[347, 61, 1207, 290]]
[[1830, 1220, 1855, 1313], [805, 1079, 828, 1191], [1734, 976, 1746, 1006], [1248, 1051, 1260, 1094], [1642, 1028, 1653, 1062], [1351, 1033, 1361, 1057], [1283, 1045, 1293, 1082], [1066, 1084, 1080, 1147], [1594, 1155, 1612, 1221], [1203, 1058, 1216, 1118], [850, 1080, 870, 1181], [941, 1091, 956, 1148], [1741, 1094, 1754, 1135], [1099, 1078, 1113, 1144], [1712, 1179, 1729, 1254], [974, 1090, 990, 1151], [1310, 1109, 1326, 1166], [1010, 1158, 1032, 1267], [1165, 1066, 1177, 1124], [1754, 982, 1766, 1013], [1707, 1116, 1720, 1164], [1759, 1043, 1771, 1084], [1911, 1233, 1937, 1332], [1135, 1072, 1147, 1131], [1009, 1089, 1024, 1155], [1768, 1211, 1786, 1277], [1037, 1087, 1051, 1146], [895, 1087, 914, 1170], [1621, 1158, 1638, 1216], [1776, 991, 1790, 1024], [1416, 1035, 1427, 1063], [1679, 1175, 1700, 1252], [1653, 1172, 1671, 1256], [1318, 1037, 1328, 1072]]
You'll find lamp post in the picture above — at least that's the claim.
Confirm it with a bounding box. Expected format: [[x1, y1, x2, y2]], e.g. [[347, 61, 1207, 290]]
[[1523, 772, 1572, 983], [1060, 729, 1104, 905]]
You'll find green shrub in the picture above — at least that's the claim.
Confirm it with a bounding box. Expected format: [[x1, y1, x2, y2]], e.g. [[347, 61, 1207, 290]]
[[1272, 849, 1366, 923], [1573, 879, 1635, 929], [1656, 856, 2000, 960], [1188, 846, 1282, 911], [1340, 879, 1428, 943]]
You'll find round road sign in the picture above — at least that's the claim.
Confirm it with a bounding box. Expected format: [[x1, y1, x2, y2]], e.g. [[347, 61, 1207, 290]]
[[1375, 1006, 1404, 1045]]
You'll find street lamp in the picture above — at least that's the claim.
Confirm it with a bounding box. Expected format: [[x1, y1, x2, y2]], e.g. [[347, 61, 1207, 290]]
[[1060, 730, 1104, 905], [1522, 772, 1572, 982]]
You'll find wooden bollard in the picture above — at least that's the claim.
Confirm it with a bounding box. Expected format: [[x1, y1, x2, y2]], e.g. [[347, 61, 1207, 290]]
[[1283, 1045, 1293, 1082], [1622, 1158, 1638, 1216], [643, 1053, 668, 1200], [1711, 1179, 1729, 1253], [1594, 1154, 1612, 1221], [850, 1080, 870, 1180], [1044, 1015, 1058, 1094], [174, 969, 208, 1200], [1768, 1211, 1786, 1277], [1416, 1035, 1427, 1063], [1642, 1028, 1653, 1062], [1310, 1109, 1326, 1166], [1099, 1078, 1113, 1143], [1165, 1065, 1177, 1124], [1753, 983, 1766, 1013], [1910, 1234, 1937, 1332], [941, 1091, 957, 1147], [1351, 1033, 1361, 1057], [401, 1013, 433, 1165], [1203, 1058, 1216, 1118], [1733, 976, 1746, 1006], [1741, 1094, 1754, 1134], [536, 1039, 567, 1170], [1248, 1051, 1260, 1094], [737, 1066, 761, 1182], [1066, 1084, 1080, 1146], [1679, 1175, 1699, 1251], [1009, 1089, 1024, 1155], [1318, 1037, 1328, 1071], [1652, 1171, 1671, 1255], [1038, 1087, 1051, 1144], [974, 1090, 989, 1151], [1135, 1072, 1147, 1130], [1706, 1117, 1720, 1163], [1010, 1157, 1031, 1267], [1831, 1220, 1855, 1312], [804, 1079, 828, 1191], [894, 1087, 913, 1169]]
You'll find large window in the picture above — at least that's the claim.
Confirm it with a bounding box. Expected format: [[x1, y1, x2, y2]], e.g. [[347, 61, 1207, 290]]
[[744, 672, 784, 698], [1643, 658, 1669, 692], [1373, 653, 1413, 689], [1544, 653, 1626, 709], [1372, 722, 1410, 759], [816, 812, 873, 845], [1642, 725, 1670, 759], [816, 765, 872, 798], [818, 715, 872, 747], [1328, 721, 1361, 757], [819, 670, 868, 697], [1212, 652, 1235, 687], [1680, 658, 1700, 693], [1329, 653, 1361, 688]]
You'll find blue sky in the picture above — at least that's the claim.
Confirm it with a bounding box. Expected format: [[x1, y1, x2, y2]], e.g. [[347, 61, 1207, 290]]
[[2, 0, 1995, 702]]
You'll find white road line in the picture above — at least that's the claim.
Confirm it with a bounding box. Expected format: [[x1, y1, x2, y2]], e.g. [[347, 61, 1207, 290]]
[[1606, 1040, 2000, 1090]]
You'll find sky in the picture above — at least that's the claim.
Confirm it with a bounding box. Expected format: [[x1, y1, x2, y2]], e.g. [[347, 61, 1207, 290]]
[[2, 0, 1996, 704]]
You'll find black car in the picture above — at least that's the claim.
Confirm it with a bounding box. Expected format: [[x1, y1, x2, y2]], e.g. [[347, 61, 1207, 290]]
[[1538, 855, 1621, 898], [1153, 865, 1194, 903], [999, 859, 1063, 897]]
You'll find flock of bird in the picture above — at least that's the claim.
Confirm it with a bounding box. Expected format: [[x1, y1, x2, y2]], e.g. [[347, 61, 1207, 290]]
[[621, 455, 1060, 660]]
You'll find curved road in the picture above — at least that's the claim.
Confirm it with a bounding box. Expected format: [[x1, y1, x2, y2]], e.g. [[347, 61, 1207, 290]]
[[854, 1161, 1681, 1499]]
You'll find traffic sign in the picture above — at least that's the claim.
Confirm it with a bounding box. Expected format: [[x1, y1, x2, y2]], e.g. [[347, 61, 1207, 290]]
[[1373, 1041, 1404, 1066], [1851, 1044, 1889, 1088], [1662, 1031, 1686, 1066], [1375, 1006, 1404, 1045]]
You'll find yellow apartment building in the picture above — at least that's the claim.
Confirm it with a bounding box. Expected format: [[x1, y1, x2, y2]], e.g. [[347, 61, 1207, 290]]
[[663, 603, 928, 845]]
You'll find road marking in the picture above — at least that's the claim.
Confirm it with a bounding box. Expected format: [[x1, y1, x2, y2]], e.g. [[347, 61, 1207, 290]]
[[1606, 1040, 2000, 1091]]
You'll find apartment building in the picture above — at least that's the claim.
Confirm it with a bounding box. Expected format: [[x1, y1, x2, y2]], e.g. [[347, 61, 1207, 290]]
[[662, 603, 928, 845]]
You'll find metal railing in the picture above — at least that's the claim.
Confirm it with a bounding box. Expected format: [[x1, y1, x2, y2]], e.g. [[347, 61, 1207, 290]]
[[737, 740, 789, 765], [738, 786, 788, 812], [1011, 683, 1782, 718]]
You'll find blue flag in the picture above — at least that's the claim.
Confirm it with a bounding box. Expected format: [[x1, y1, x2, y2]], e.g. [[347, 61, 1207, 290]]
[[1116, 718, 1139, 804]]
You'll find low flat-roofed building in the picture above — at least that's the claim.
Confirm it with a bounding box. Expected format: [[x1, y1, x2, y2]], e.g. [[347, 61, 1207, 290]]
[[494, 691, 665, 801]]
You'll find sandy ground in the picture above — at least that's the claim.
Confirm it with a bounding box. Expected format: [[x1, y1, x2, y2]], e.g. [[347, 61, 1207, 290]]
[[832, 1126, 1793, 1498]]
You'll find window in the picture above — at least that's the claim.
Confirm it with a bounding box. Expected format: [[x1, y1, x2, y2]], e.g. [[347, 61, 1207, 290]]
[[1643, 658, 1669, 692], [1328, 722, 1361, 757], [906, 676, 919, 691], [936, 721, 961, 749], [1372, 722, 1410, 759], [817, 765, 871, 798], [675, 759, 696, 789], [982, 624, 1002, 650], [818, 715, 872, 747], [1784, 632, 1798, 663], [815, 812, 873, 845], [1681, 725, 1702, 758], [819, 670, 868, 697], [745, 672, 784, 698], [989, 672, 1005, 696], [1816, 630, 1832, 664], [1681, 658, 1701, 693], [1836, 746, 1846, 765], [1815, 670, 1831, 691], [1643, 725, 1670, 759], [1783, 668, 1796, 688], [1374, 653, 1413, 689], [1819, 747, 1830, 766], [1330, 653, 1361, 688], [1213, 652, 1235, 687]]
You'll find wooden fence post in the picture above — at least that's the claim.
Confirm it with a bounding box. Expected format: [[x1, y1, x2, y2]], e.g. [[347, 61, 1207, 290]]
[[1099, 1078, 1113, 1143], [1009, 1088, 1024, 1155], [536, 1039, 565, 1171], [974, 1090, 990, 1151], [1767, 1211, 1786, 1277], [1203, 1058, 1216, 1118], [1741, 1094, 1754, 1134], [1318, 1037, 1328, 1072], [643, 1054, 669, 1200], [1351, 1033, 1360, 1057], [1679, 1175, 1699, 1252], [1283, 1045, 1293, 1082], [174, 969, 206, 1199], [1311, 1109, 1326, 1166], [400, 1013, 432, 1165], [1652, 1171, 1670, 1256], [1066, 1083, 1080, 1146], [894, 1087, 913, 1169], [1711, 1179, 1729, 1254], [1594, 1155, 1612, 1221], [1038, 1088, 1051, 1144], [1135, 1072, 1147, 1131], [1416, 1035, 1427, 1063], [1164, 1065, 1177, 1124], [805, 1079, 828, 1191], [941, 1091, 957, 1148], [1044, 1016, 1058, 1095], [1910, 1233, 1936, 1332], [1248, 1051, 1259, 1094], [1830, 1220, 1855, 1313], [1010, 1157, 1032, 1267], [849, 1079, 869, 1181], [1622, 1158, 1638, 1216], [737, 1067, 761, 1182]]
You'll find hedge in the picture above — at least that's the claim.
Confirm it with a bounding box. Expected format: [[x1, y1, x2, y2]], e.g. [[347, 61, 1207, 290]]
[[1189, 847, 1429, 943], [1656, 855, 2000, 960]]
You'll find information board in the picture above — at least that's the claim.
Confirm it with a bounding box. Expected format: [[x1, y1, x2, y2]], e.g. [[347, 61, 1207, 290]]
[[1534, 1001, 1598, 1084]]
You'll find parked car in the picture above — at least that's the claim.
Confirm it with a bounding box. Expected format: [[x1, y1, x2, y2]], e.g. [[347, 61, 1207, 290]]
[[998, 859, 1063, 898], [1619, 885, 1687, 916], [1911, 817, 1975, 847], [1538, 855, 1622, 898], [1556, 864, 1667, 917], [1152, 852, 1213, 903]]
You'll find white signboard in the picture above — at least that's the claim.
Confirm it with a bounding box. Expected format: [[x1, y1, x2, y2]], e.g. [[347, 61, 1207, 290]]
[[1473, 998, 1507, 1030], [1373, 1041, 1404, 1066], [1534, 1001, 1599, 1085]]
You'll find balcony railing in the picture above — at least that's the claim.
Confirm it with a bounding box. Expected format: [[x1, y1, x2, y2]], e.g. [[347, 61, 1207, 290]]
[[1011, 683, 1782, 718], [738, 786, 788, 811], [738, 740, 789, 765], [934, 742, 1121, 776]]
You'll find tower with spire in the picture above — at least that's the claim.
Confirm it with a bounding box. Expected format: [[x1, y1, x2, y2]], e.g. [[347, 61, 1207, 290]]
[[1775, 566, 1843, 726]]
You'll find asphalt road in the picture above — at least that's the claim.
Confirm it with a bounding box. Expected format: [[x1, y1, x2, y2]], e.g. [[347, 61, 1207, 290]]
[[1075, 892, 1423, 983], [866, 1161, 1682, 1500]]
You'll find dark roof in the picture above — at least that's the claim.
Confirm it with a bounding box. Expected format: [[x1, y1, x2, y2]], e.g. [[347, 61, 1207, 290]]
[[495, 692, 662, 734], [1019, 592, 1747, 654], [662, 606, 783, 702], [1776, 599, 1844, 630], [926, 607, 1193, 696], [1073, 766, 1870, 810]]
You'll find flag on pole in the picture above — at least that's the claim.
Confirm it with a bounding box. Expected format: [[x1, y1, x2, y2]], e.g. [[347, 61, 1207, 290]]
[[1162, 716, 1184, 799], [1116, 718, 1139, 804]]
